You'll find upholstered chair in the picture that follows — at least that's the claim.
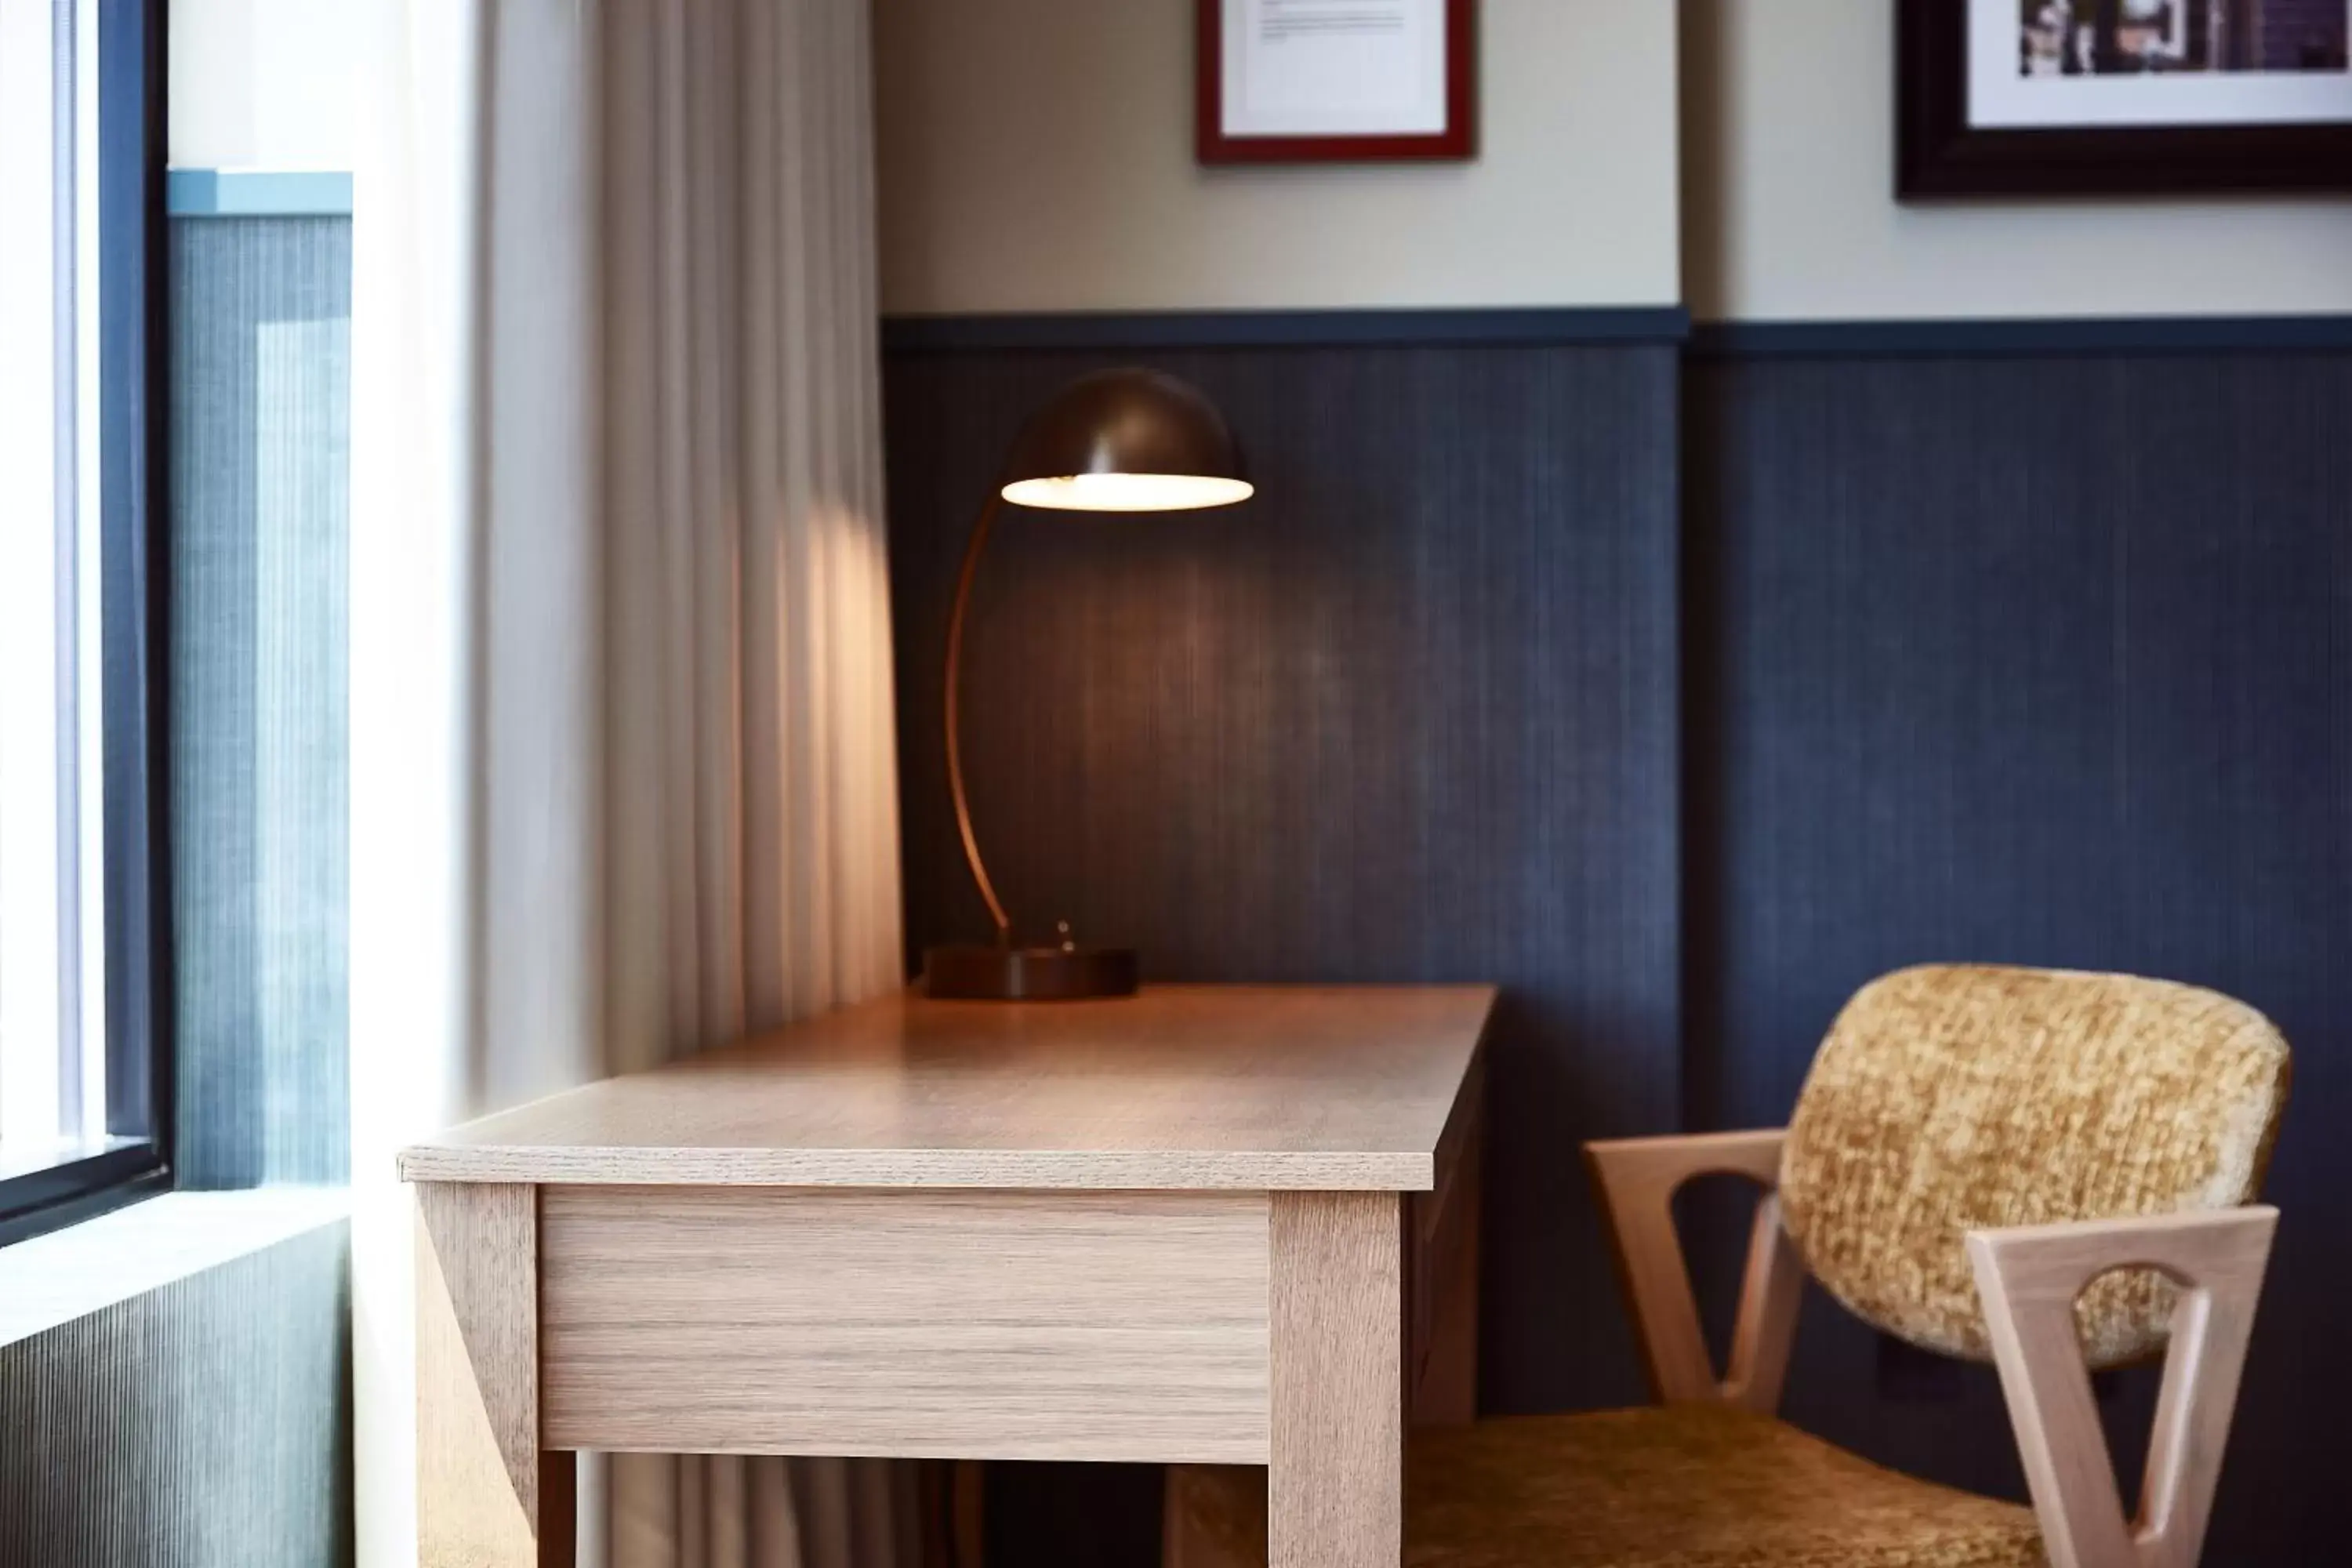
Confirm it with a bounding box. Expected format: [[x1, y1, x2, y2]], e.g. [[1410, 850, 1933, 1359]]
[[1163, 964, 2291, 1568]]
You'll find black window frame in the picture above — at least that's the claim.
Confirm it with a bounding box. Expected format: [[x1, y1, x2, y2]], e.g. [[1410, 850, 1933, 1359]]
[[0, 0, 172, 1249]]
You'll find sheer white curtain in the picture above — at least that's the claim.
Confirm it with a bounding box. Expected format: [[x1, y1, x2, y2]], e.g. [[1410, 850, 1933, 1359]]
[[599, 0, 907, 1557], [351, 1, 908, 1564]]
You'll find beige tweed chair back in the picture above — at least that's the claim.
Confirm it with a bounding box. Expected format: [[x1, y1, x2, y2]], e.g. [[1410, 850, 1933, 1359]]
[[1778, 964, 2291, 1368]]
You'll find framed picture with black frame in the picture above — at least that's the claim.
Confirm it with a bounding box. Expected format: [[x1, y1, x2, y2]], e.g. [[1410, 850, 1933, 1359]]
[[1899, 0, 2352, 195], [0, 0, 173, 1249]]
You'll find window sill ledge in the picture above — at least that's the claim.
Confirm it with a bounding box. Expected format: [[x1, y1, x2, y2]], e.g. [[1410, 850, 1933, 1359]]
[[0, 1185, 350, 1349]]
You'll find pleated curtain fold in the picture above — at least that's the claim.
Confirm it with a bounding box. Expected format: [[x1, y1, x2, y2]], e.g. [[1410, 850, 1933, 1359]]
[[600, 0, 907, 1558], [351, 1, 909, 1564]]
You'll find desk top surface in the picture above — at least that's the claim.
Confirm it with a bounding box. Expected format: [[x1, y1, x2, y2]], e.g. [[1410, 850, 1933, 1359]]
[[398, 984, 1494, 1191]]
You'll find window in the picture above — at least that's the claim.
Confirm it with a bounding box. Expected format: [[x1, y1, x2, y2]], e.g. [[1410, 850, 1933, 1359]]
[[0, 0, 167, 1246]]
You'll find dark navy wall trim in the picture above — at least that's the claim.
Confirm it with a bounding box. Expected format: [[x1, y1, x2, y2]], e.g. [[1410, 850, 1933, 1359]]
[[884, 307, 2352, 358], [881, 305, 1691, 354], [1690, 313, 2352, 359]]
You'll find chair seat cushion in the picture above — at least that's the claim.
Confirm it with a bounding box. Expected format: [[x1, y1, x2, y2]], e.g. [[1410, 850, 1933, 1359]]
[[1404, 1405, 2042, 1568], [1167, 1404, 2044, 1568]]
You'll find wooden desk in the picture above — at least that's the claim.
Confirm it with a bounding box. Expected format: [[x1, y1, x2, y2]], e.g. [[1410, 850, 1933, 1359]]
[[400, 984, 1491, 1568]]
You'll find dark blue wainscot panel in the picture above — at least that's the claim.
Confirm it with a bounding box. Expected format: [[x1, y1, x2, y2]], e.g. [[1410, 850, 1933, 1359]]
[[169, 212, 352, 1187], [1685, 331, 2352, 1566], [884, 310, 1685, 1565]]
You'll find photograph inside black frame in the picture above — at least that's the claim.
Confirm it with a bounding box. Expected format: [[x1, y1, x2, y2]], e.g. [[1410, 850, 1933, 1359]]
[[2020, 0, 2344, 76], [1899, 0, 2352, 196]]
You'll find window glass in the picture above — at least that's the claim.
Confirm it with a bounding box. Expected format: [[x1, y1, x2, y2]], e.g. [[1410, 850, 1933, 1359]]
[[0, 0, 118, 1183]]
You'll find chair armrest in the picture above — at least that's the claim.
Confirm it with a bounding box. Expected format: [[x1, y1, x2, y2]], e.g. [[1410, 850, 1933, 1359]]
[[1969, 1206, 2278, 1568], [1584, 1129, 1803, 1413]]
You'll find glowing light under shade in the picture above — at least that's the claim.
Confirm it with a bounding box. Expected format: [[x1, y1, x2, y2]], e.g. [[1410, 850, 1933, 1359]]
[[1000, 473, 1256, 513]]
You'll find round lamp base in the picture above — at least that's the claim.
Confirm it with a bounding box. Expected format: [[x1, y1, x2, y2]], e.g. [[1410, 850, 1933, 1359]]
[[922, 943, 1139, 1001]]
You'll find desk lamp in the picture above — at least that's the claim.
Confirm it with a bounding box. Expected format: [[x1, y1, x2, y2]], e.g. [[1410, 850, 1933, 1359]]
[[922, 368, 1251, 1000]]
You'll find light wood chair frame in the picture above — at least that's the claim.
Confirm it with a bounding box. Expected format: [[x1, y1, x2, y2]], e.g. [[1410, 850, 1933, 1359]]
[[1587, 1131, 2278, 1568]]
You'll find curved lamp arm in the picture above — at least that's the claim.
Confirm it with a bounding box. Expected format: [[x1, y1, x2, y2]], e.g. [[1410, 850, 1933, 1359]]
[[944, 492, 1013, 944]]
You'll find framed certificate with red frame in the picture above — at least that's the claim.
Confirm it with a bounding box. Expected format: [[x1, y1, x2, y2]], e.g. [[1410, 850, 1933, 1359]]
[[1197, 0, 1476, 164]]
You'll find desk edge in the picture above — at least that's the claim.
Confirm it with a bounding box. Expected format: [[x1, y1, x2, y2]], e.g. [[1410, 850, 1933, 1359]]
[[396, 1146, 1444, 1191]]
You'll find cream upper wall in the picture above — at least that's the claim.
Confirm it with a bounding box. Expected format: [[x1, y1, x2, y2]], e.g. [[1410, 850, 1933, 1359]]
[[169, 0, 354, 168], [874, 0, 1680, 314], [1682, 0, 2352, 321]]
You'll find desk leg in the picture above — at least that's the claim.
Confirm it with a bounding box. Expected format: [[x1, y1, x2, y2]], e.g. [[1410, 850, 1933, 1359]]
[[416, 1181, 574, 1566], [1269, 1192, 1402, 1568]]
